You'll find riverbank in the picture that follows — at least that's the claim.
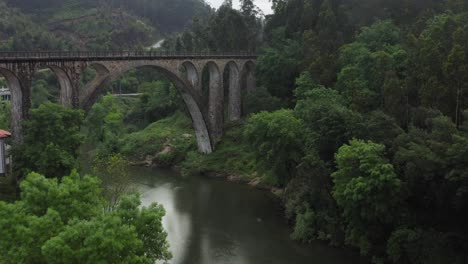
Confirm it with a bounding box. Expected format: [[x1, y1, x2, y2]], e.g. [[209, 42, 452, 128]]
[[130, 145, 284, 198], [116, 116, 283, 197]]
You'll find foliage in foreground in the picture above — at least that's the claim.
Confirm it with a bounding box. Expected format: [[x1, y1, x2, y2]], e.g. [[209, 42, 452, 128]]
[[12, 103, 84, 179], [0, 171, 171, 263], [93, 154, 135, 211]]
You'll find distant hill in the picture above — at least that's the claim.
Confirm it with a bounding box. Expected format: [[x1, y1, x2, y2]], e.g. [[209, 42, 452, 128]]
[[0, 0, 211, 50]]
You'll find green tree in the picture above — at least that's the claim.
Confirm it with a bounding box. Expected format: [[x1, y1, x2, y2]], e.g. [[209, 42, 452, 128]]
[[242, 86, 283, 115], [12, 103, 84, 179], [393, 115, 468, 229], [336, 20, 408, 120], [443, 28, 468, 127], [256, 34, 302, 99], [387, 116, 468, 264], [286, 153, 342, 245], [85, 95, 126, 157], [332, 139, 402, 256], [0, 171, 171, 263], [294, 82, 361, 162], [304, 0, 343, 87], [138, 80, 181, 124], [206, 5, 252, 52], [244, 109, 304, 185], [93, 154, 134, 211], [415, 13, 468, 124], [31, 79, 53, 107], [359, 110, 404, 151]]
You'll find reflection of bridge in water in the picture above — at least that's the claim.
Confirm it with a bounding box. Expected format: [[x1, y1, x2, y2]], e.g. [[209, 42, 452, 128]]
[[0, 51, 257, 153]]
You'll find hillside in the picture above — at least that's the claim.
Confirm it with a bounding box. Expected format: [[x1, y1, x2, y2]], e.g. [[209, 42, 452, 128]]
[[0, 0, 211, 50]]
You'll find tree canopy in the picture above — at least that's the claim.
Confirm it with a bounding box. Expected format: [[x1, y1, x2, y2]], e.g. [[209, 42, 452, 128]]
[[0, 171, 171, 263]]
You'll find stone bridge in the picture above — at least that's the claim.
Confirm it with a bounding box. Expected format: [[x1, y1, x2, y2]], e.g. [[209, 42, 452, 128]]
[[0, 51, 257, 153]]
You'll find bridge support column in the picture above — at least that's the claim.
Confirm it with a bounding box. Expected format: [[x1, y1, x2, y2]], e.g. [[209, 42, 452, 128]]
[[55, 64, 84, 108], [5, 67, 33, 143], [67, 65, 83, 108], [245, 71, 256, 93], [178, 89, 213, 154], [50, 66, 73, 107], [207, 64, 224, 146], [228, 68, 241, 122]]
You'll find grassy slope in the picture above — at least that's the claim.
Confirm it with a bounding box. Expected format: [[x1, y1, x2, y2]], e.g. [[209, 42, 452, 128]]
[[120, 112, 196, 166], [180, 124, 258, 178], [109, 109, 269, 185]]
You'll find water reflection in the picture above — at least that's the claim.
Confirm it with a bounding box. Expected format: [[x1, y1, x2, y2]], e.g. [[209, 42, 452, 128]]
[[130, 167, 367, 264]]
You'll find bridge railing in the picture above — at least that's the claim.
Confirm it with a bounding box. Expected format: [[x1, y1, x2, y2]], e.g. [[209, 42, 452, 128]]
[[0, 51, 257, 59]]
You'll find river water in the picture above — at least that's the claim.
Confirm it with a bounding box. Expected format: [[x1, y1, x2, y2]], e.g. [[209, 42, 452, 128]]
[[129, 166, 367, 264]]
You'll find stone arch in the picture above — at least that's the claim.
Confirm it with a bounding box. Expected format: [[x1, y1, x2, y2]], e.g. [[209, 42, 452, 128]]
[[80, 63, 111, 110], [29, 64, 61, 107], [202, 61, 223, 144], [179, 61, 200, 91], [0, 68, 24, 141], [223, 61, 241, 121], [240, 60, 256, 93], [82, 62, 213, 154], [44, 65, 74, 106]]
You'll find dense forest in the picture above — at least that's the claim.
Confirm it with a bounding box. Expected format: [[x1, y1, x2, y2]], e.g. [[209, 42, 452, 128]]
[[0, 0, 468, 263], [165, 0, 468, 263]]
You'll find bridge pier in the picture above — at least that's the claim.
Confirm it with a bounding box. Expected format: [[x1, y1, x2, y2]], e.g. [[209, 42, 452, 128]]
[[206, 62, 224, 145], [62, 64, 84, 108], [246, 73, 256, 93], [178, 88, 213, 154], [0, 68, 28, 143], [50, 66, 75, 107], [12, 66, 34, 143], [227, 63, 241, 122]]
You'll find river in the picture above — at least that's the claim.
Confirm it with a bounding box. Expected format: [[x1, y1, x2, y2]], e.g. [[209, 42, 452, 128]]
[[128, 166, 368, 264]]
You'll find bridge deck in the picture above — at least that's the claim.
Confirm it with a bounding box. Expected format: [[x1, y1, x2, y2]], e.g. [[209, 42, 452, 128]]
[[0, 51, 257, 62]]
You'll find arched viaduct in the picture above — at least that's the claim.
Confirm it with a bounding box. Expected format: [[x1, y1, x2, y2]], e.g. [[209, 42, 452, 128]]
[[0, 51, 256, 153]]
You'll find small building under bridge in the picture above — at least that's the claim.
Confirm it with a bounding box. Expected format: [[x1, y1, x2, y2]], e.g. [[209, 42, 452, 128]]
[[0, 87, 10, 101], [0, 129, 11, 176]]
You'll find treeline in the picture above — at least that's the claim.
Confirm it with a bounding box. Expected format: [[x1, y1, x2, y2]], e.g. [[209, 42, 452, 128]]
[[0, 1, 71, 51], [109, 0, 211, 33], [259, 0, 468, 123], [162, 0, 262, 52], [247, 0, 468, 263], [6, 0, 210, 35]]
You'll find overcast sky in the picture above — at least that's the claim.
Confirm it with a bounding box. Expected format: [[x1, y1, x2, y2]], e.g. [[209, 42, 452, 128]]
[[205, 0, 273, 15]]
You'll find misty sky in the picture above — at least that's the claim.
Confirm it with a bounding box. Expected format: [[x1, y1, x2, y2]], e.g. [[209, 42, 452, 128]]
[[205, 0, 273, 15]]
